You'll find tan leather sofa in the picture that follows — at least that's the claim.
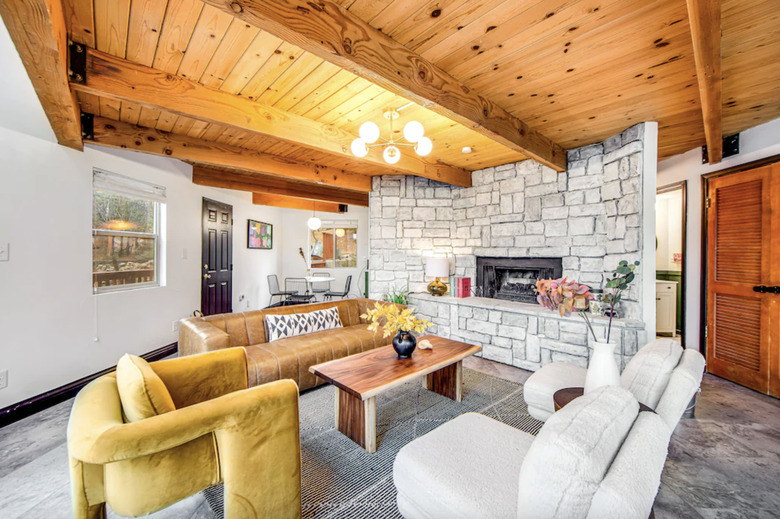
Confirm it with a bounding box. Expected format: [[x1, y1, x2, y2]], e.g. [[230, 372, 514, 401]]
[[179, 298, 395, 391], [68, 348, 301, 519]]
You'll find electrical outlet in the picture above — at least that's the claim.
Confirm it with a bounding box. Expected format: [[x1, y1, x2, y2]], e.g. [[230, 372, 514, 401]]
[[171, 320, 180, 333], [0, 369, 8, 390]]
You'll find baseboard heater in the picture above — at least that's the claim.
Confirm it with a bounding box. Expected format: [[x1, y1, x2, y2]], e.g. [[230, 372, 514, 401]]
[[0, 342, 177, 428]]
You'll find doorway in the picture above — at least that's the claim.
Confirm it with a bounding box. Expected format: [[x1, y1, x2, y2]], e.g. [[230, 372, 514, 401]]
[[201, 198, 233, 315], [704, 160, 779, 397], [656, 182, 687, 342]]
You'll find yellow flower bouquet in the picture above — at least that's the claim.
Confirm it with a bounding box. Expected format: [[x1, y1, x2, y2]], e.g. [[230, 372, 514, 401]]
[[361, 303, 432, 358]]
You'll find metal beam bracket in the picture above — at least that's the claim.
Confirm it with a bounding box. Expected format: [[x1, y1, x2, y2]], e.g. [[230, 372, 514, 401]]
[[68, 41, 87, 84], [81, 112, 94, 140], [702, 134, 739, 164]]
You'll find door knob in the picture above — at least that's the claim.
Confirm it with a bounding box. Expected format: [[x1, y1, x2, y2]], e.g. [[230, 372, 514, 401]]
[[203, 273, 212, 279], [204, 264, 209, 269]]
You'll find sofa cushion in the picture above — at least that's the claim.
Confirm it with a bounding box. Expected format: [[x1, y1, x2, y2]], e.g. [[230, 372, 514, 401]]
[[654, 348, 706, 430], [116, 354, 176, 422], [517, 386, 639, 519], [621, 338, 683, 408], [394, 412, 535, 519], [309, 307, 343, 333], [586, 412, 671, 519], [265, 312, 313, 341], [524, 362, 587, 421]]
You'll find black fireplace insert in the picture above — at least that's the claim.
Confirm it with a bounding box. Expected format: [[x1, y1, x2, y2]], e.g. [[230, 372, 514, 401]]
[[476, 257, 563, 304]]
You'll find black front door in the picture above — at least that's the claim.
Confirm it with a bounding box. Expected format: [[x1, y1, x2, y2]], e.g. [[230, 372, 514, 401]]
[[202, 198, 233, 315]]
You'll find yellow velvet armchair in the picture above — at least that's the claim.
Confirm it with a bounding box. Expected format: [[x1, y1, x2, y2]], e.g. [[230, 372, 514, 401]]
[[67, 348, 301, 519]]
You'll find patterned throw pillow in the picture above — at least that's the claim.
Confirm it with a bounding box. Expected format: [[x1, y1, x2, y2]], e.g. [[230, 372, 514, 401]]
[[309, 307, 343, 333], [265, 312, 313, 342]]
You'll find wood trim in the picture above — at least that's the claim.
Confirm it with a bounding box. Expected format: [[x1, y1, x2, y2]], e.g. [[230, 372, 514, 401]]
[[192, 165, 369, 206], [0, 0, 82, 149], [0, 343, 177, 428], [88, 116, 373, 192], [686, 0, 722, 164], [201, 0, 566, 171], [252, 193, 346, 213], [72, 48, 471, 186]]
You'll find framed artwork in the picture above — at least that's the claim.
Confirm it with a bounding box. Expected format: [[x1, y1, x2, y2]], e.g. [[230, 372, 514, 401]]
[[247, 220, 273, 249]]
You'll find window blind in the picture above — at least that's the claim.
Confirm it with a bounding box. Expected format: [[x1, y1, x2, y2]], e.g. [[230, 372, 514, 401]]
[[93, 168, 167, 202]]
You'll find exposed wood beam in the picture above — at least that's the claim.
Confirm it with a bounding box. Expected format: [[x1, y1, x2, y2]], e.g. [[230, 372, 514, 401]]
[[200, 0, 566, 171], [71, 48, 472, 187], [88, 117, 373, 191], [252, 193, 346, 213], [686, 0, 722, 164], [0, 0, 82, 149], [192, 165, 369, 206]]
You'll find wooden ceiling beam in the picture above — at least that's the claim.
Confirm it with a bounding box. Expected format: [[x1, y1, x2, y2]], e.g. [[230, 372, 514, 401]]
[[0, 0, 82, 149], [686, 0, 723, 164], [70, 48, 471, 187], [88, 116, 373, 191], [200, 0, 566, 171], [192, 165, 369, 206], [252, 193, 346, 213]]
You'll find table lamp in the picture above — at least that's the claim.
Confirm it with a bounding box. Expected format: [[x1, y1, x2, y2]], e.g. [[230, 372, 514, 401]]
[[424, 257, 450, 296]]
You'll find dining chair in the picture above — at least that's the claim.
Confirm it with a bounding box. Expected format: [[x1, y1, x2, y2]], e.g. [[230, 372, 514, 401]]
[[325, 275, 352, 301], [284, 277, 315, 304], [310, 271, 332, 299], [267, 274, 296, 307]]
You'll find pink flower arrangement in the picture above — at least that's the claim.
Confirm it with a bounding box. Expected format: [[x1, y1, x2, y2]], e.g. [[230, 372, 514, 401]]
[[536, 277, 598, 341]]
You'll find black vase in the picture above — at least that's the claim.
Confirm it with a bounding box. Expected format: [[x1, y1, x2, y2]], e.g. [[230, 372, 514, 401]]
[[392, 331, 417, 359]]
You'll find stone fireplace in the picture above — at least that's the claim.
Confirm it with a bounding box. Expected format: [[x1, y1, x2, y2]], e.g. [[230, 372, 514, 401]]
[[476, 257, 562, 303], [368, 122, 655, 371]]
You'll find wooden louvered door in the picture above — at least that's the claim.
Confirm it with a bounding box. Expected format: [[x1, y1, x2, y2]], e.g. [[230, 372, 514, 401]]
[[706, 163, 780, 396]]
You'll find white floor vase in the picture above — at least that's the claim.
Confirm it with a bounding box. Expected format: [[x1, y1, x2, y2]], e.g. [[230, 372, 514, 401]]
[[584, 341, 621, 394]]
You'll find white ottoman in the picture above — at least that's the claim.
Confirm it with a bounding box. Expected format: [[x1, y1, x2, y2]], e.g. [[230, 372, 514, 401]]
[[523, 362, 587, 421]]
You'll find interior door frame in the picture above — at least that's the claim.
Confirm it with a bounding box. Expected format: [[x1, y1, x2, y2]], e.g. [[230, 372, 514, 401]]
[[657, 180, 687, 341], [700, 153, 780, 356]]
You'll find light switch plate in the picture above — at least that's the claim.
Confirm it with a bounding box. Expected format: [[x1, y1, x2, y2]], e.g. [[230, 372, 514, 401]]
[[0, 243, 8, 262]]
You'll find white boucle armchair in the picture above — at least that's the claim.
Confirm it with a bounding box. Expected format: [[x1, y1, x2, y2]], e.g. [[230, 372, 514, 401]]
[[523, 338, 705, 430], [393, 386, 671, 519]]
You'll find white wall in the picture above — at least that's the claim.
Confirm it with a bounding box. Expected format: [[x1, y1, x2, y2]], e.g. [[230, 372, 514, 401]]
[[278, 207, 370, 299], [655, 189, 683, 272], [657, 117, 780, 351]]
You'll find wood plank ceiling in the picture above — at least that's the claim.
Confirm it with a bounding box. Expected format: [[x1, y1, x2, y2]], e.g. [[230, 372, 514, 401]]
[[10, 0, 780, 200]]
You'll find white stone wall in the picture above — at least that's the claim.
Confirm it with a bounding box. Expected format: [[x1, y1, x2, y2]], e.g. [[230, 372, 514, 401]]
[[369, 123, 648, 321], [408, 293, 647, 371]]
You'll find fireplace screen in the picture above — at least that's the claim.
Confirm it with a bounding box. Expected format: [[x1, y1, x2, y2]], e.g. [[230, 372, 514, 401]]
[[476, 257, 563, 304]]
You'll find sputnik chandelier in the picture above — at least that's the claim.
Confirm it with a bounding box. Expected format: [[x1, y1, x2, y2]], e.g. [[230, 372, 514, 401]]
[[350, 102, 432, 164]]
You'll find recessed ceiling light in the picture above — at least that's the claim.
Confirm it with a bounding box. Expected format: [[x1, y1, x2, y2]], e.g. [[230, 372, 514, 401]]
[[462, 146, 473, 153]]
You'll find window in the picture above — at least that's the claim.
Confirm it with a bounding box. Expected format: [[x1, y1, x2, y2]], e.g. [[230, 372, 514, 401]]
[[310, 221, 358, 268], [92, 169, 166, 293]]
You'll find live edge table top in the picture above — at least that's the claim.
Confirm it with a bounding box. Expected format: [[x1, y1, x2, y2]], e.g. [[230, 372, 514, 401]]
[[309, 335, 482, 401]]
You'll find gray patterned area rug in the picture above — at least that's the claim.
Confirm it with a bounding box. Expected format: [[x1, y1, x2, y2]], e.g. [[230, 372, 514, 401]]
[[203, 369, 542, 519]]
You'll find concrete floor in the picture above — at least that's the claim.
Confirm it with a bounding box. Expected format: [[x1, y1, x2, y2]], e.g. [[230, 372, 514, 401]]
[[0, 357, 778, 518]]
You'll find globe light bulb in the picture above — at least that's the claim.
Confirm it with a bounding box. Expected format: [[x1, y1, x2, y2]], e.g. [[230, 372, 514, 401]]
[[307, 217, 322, 230], [335, 228, 345, 237], [403, 120, 424, 143], [383, 145, 401, 164], [415, 136, 433, 156], [350, 138, 368, 157], [359, 121, 380, 143]]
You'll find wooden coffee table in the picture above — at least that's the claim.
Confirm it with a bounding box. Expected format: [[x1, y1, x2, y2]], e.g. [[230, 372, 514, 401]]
[[309, 335, 481, 453], [554, 387, 655, 413]]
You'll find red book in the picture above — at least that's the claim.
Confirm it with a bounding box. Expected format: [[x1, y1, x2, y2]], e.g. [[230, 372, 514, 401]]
[[457, 277, 471, 298]]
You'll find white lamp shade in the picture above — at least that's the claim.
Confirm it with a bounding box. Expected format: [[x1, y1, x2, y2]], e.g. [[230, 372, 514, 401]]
[[359, 121, 380, 143], [424, 256, 449, 278], [307, 216, 322, 230], [403, 120, 424, 143], [415, 136, 433, 156], [383, 145, 401, 164], [351, 138, 368, 157]]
